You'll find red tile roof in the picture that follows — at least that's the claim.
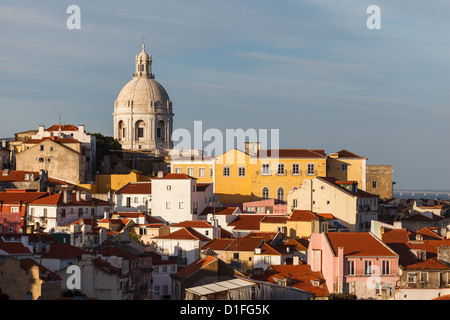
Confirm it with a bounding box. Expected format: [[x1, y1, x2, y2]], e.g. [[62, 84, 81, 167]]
[[40, 242, 88, 259], [175, 255, 216, 278], [0, 190, 49, 205], [256, 242, 287, 255], [171, 221, 213, 228], [153, 227, 210, 241], [415, 227, 444, 240], [382, 228, 410, 244], [260, 216, 287, 224], [227, 214, 265, 231], [24, 137, 80, 144], [251, 264, 329, 297], [199, 206, 239, 216], [156, 173, 196, 180], [115, 182, 152, 194], [289, 210, 326, 222], [28, 192, 111, 206], [45, 124, 79, 132], [201, 238, 235, 251], [325, 232, 397, 257], [402, 212, 443, 222], [0, 237, 32, 255], [335, 150, 366, 159]]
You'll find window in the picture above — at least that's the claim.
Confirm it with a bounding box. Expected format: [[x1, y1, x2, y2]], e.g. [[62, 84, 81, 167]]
[[420, 272, 428, 282], [365, 260, 373, 275], [347, 260, 356, 275], [175, 167, 182, 174], [210, 168, 213, 177], [163, 285, 168, 295], [292, 163, 300, 175], [264, 256, 271, 264], [372, 181, 377, 188], [341, 164, 348, 171], [137, 127, 144, 138], [166, 202, 171, 209], [233, 253, 239, 260], [40, 145, 44, 151], [261, 163, 270, 175], [134, 196, 139, 203], [43, 208, 47, 218], [407, 273, 417, 283], [61, 209, 66, 218], [256, 207, 264, 213], [10, 207, 19, 213], [277, 187, 284, 202], [38, 158, 44, 162], [162, 266, 167, 273], [8, 227, 13, 233], [126, 197, 131, 208], [238, 166, 246, 177], [382, 260, 390, 275], [50, 147, 53, 151], [187, 168, 194, 177], [247, 207, 255, 212], [307, 163, 315, 176], [179, 202, 184, 209], [166, 185, 171, 191], [199, 168, 205, 177], [292, 199, 298, 208], [155, 286, 160, 295], [262, 187, 269, 199], [78, 208, 83, 217], [223, 166, 230, 177], [171, 266, 176, 273], [277, 163, 285, 175]]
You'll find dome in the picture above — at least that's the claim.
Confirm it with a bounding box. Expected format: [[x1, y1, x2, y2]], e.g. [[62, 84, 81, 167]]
[[116, 77, 170, 109]]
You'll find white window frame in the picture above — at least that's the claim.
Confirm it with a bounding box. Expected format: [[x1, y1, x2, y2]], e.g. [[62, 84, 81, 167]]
[[223, 166, 231, 177], [307, 163, 315, 176], [292, 163, 300, 175], [261, 163, 270, 175], [187, 168, 194, 177], [238, 166, 246, 177], [166, 202, 171, 209], [347, 260, 356, 276], [199, 167, 206, 177]]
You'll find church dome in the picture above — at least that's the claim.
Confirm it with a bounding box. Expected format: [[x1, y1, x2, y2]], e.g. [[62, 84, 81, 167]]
[[116, 77, 170, 109]]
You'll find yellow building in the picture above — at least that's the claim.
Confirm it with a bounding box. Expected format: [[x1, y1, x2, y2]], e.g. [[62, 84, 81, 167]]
[[169, 146, 367, 205], [326, 150, 367, 191]]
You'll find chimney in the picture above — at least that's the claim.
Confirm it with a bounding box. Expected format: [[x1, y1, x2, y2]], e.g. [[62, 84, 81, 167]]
[[293, 256, 299, 266], [78, 125, 85, 133], [1, 139, 6, 148], [157, 171, 164, 179], [38, 125, 45, 136], [63, 190, 70, 204]]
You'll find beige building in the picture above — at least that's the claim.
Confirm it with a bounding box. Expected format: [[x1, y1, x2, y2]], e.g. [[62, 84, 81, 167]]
[[0, 256, 62, 300], [366, 165, 394, 200], [288, 177, 379, 232], [15, 138, 87, 184]]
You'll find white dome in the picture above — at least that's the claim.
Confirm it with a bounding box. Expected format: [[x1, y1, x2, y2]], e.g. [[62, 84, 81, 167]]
[[116, 77, 170, 109]]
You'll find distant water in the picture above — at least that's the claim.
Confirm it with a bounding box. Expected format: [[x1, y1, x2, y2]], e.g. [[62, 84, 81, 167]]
[[394, 190, 450, 200]]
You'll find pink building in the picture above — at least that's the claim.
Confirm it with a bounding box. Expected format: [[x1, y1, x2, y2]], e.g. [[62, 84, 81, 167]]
[[0, 211, 22, 234], [308, 232, 399, 300], [243, 199, 287, 215]]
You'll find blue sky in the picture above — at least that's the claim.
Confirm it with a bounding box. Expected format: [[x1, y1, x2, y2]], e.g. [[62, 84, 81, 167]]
[[0, 0, 449, 190]]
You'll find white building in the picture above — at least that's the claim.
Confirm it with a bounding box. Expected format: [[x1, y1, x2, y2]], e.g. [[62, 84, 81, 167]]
[[151, 172, 213, 224], [287, 177, 379, 232], [114, 182, 152, 213], [150, 252, 178, 300], [28, 190, 113, 233]]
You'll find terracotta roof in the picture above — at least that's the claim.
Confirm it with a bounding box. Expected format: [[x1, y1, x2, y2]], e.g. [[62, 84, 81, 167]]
[[251, 264, 329, 297], [256, 242, 287, 255], [201, 238, 235, 251], [260, 216, 287, 224], [325, 232, 398, 257], [433, 294, 450, 300], [0, 237, 32, 255], [256, 149, 327, 159], [382, 228, 410, 244], [115, 182, 152, 194], [289, 210, 326, 222], [226, 237, 264, 252], [0, 171, 40, 182], [245, 231, 279, 242], [0, 190, 48, 205], [24, 137, 80, 144], [171, 220, 213, 228], [40, 242, 88, 259], [45, 124, 79, 132], [175, 255, 216, 278], [317, 213, 335, 220], [227, 214, 265, 231], [196, 183, 212, 191], [402, 213, 443, 222], [415, 227, 444, 240], [19, 258, 62, 282], [153, 227, 210, 241], [402, 256, 450, 270], [29, 192, 111, 206], [156, 173, 196, 180], [335, 150, 366, 159], [112, 212, 147, 218], [285, 238, 309, 251], [199, 206, 239, 216], [219, 227, 233, 239]]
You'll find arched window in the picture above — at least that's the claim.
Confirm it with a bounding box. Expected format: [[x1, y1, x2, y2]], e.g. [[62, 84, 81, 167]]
[[118, 121, 125, 140], [135, 120, 146, 141], [156, 120, 165, 141], [262, 187, 269, 199], [277, 187, 284, 202]]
